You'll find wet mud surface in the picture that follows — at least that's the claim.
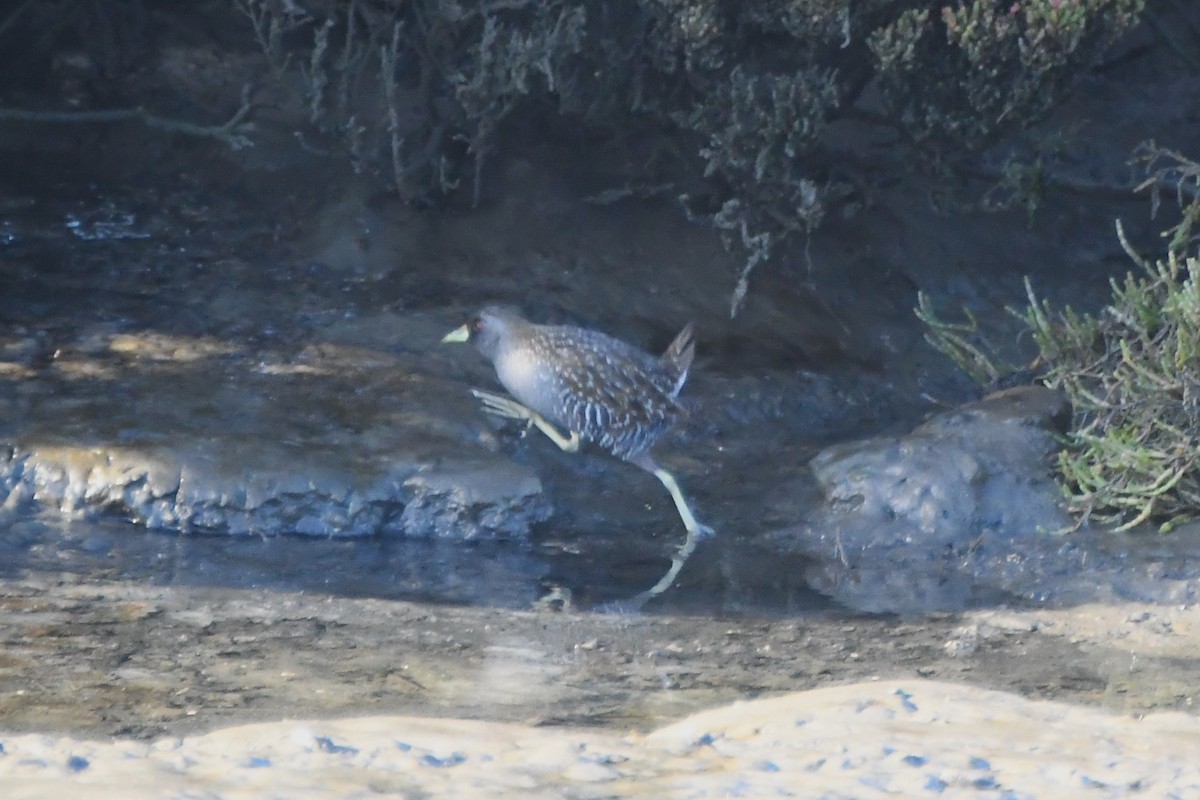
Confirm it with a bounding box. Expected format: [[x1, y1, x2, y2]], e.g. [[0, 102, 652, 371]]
[[0, 576, 1195, 743]]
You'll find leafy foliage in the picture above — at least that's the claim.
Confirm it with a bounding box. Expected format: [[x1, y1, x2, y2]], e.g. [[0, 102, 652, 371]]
[[233, 1, 1143, 309], [870, 0, 1144, 150], [921, 148, 1200, 532], [1026, 221, 1200, 531]]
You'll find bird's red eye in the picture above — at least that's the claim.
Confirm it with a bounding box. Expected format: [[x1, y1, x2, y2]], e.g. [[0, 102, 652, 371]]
[[472, 318, 484, 333]]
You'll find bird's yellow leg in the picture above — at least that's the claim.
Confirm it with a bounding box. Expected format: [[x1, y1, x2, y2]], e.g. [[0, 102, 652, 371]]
[[652, 467, 715, 538], [471, 390, 581, 452], [532, 417, 581, 453]]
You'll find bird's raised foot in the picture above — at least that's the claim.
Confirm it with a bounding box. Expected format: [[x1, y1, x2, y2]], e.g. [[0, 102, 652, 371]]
[[471, 389, 582, 452], [688, 521, 716, 541], [470, 389, 535, 422]]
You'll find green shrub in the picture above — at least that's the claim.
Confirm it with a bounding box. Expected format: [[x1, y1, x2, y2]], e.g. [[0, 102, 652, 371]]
[[921, 148, 1200, 532], [1027, 227, 1200, 531]]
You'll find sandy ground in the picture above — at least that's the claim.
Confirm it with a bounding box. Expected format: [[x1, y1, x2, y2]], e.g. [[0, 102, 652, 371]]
[[2, 679, 1198, 799]]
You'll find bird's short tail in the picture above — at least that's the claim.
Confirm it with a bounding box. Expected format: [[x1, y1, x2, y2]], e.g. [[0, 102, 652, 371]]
[[660, 322, 695, 398]]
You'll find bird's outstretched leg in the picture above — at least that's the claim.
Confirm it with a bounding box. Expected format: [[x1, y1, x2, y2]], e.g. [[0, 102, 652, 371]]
[[471, 389, 581, 452], [650, 466, 715, 540]]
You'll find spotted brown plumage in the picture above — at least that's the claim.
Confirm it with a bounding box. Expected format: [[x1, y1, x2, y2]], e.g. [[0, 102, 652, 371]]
[[465, 306, 692, 460], [443, 305, 712, 603]]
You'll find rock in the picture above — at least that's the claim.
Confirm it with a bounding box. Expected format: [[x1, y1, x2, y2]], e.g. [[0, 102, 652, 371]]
[[400, 462, 548, 540], [781, 386, 1084, 612], [0, 326, 551, 540]]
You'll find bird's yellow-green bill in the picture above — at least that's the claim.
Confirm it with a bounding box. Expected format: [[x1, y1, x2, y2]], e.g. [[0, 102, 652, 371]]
[[441, 324, 470, 343]]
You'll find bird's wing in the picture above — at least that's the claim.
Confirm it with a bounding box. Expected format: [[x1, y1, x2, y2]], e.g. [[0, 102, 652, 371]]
[[545, 330, 682, 456]]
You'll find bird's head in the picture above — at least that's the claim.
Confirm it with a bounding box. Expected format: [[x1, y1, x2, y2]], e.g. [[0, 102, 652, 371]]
[[441, 305, 524, 362]]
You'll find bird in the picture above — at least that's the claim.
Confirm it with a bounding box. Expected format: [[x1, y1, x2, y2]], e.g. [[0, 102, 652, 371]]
[[442, 305, 713, 602]]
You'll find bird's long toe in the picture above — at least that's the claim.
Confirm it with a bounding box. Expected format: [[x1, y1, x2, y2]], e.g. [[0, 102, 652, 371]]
[[471, 389, 534, 421]]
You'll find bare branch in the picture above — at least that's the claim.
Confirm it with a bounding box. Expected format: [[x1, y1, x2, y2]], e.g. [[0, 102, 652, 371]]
[[0, 87, 257, 150]]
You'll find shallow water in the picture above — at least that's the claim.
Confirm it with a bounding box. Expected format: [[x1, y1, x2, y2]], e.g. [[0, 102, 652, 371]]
[[0, 512, 541, 607], [0, 511, 833, 617]]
